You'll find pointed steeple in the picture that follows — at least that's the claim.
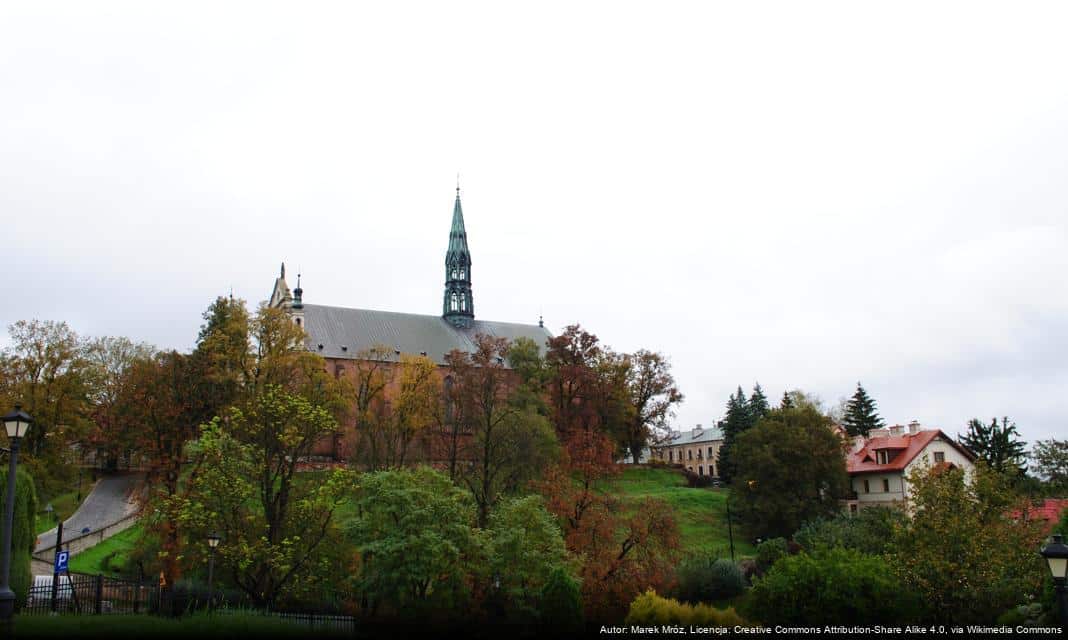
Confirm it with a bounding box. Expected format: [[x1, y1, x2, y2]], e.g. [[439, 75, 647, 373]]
[[443, 186, 474, 327]]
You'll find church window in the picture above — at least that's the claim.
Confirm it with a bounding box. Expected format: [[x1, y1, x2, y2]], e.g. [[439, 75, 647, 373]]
[[451, 267, 458, 279], [450, 292, 458, 311], [459, 268, 466, 279], [460, 293, 466, 311]]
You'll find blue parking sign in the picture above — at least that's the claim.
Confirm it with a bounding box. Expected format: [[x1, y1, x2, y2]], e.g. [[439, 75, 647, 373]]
[[54, 550, 68, 573]]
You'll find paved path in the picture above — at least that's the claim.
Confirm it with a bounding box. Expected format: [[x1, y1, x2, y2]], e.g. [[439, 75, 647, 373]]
[[35, 473, 143, 553]]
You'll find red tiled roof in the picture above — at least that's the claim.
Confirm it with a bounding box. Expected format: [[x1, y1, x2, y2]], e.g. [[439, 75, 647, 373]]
[[846, 429, 974, 475], [1010, 499, 1068, 526]]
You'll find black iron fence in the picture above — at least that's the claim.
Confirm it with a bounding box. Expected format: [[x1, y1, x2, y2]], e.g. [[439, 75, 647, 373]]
[[24, 573, 156, 615]]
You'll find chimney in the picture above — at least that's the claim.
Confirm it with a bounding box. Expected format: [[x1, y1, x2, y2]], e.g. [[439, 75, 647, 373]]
[[869, 428, 890, 438], [908, 420, 921, 435], [889, 424, 904, 436], [852, 435, 866, 453], [692, 424, 703, 438]]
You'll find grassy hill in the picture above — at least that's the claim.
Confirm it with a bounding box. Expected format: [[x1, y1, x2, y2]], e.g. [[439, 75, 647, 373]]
[[599, 466, 756, 558]]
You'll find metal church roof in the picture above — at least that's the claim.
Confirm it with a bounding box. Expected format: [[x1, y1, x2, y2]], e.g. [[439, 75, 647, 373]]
[[301, 303, 551, 364]]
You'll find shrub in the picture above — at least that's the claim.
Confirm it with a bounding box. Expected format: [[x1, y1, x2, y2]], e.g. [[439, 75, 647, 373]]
[[0, 467, 38, 609], [683, 470, 715, 488], [754, 537, 788, 573], [747, 549, 921, 625], [794, 506, 907, 556], [539, 566, 584, 634], [626, 590, 746, 626], [675, 556, 744, 603]]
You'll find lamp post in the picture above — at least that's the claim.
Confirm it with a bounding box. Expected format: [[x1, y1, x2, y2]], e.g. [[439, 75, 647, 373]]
[[0, 404, 32, 622], [207, 532, 220, 611], [1040, 534, 1068, 626]]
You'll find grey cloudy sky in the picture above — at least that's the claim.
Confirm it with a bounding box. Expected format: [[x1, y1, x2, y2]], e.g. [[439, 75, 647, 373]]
[[2, 2, 1066, 443]]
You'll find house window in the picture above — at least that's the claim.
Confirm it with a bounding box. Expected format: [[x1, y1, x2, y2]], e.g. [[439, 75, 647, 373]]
[[850, 504, 858, 515], [688, 450, 693, 460], [876, 450, 887, 464], [698, 466, 704, 476], [708, 446, 713, 459], [882, 478, 890, 492], [863, 479, 870, 493], [669, 450, 673, 462], [934, 451, 945, 464]]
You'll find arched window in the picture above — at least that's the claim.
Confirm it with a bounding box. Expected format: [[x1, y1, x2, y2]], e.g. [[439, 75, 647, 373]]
[[451, 267, 458, 279], [459, 268, 466, 280], [295, 318, 301, 327], [459, 293, 466, 311], [450, 292, 458, 311]]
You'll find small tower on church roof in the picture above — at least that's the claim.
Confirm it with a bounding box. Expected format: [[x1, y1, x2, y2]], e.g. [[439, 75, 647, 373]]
[[443, 185, 474, 328]]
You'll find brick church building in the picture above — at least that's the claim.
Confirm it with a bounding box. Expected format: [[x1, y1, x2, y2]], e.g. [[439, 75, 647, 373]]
[[267, 187, 551, 461]]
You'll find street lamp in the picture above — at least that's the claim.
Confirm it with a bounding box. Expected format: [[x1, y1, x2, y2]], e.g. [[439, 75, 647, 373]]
[[44, 503, 54, 523], [0, 404, 32, 622], [207, 532, 220, 611], [1040, 534, 1068, 626]]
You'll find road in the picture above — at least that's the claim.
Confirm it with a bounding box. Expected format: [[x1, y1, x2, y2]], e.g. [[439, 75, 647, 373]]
[[35, 473, 143, 553]]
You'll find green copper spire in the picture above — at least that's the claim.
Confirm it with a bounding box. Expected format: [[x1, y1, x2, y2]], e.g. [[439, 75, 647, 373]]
[[443, 186, 474, 327]]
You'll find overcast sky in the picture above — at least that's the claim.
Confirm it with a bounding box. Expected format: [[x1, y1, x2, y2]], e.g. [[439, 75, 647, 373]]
[[2, 2, 1066, 443]]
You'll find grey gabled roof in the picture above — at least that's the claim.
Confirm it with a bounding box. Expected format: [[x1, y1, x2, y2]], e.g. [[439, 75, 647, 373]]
[[655, 425, 725, 446], [302, 304, 551, 364]]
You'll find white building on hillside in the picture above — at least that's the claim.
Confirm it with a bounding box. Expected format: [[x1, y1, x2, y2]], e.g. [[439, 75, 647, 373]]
[[844, 421, 976, 512], [650, 424, 724, 477]]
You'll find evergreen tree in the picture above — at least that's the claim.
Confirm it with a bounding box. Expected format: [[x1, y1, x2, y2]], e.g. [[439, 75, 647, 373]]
[[780, 390, 794, 410], [958, 416, 1027, 475], [841, 382, 885, 437], [748, 383, 770, 426], [716, 386, 750, 483]]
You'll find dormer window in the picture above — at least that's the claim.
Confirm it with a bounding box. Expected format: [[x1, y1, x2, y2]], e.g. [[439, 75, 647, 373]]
[[877, 450, 888, 465]]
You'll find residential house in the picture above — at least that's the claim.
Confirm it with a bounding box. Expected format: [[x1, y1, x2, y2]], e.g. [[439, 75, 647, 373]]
[[845, 422, 976, 512]]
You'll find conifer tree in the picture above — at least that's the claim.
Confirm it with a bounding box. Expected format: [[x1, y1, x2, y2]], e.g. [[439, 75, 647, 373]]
[[716, 386, 750, 483], [958, 416, 1027, 475], [841, 382, 885, 437], [748, 383, 770, 427], [780, 391, 794, 410]]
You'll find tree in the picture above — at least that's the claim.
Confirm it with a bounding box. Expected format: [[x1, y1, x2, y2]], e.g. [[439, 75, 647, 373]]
[[730, 405, 851, 539], [1031, 439, 1068, 491], [958, 416, 1027, 475], [183, 413, 351, 608], [779, 391, 793, 410], [452, 335, 558, 527], [617, 350, 683, 464], [487, 495, 569, 621], [747, 383, 770, 425], [388, 354, 441, 467], [715, 386, 750, 483], [83, 335, 156, 470], [0, 320, 91, 495], [891, 463, 1046, 623], [794, 505, 908, 556], [841, 382, 884, 437], [346, 467, 483, 619], [539, 567, 584, 633], [115, 350, 203, 585], [349, 345, 396, 470]]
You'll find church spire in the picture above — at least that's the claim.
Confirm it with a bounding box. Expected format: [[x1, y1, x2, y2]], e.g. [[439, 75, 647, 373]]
[[443, 186, 474, 327]]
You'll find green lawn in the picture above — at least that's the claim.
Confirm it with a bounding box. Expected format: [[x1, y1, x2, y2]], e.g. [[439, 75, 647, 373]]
[[67, 524, 144, 577], [600, 466, 756, 558], [34, 490, 87, 535]]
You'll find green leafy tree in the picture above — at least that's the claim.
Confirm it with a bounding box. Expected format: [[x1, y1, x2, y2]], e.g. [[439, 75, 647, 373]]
[[487, 495, 569, 620], [346, 467, 483, 619], [841, 382, 884, 437], [716, 386, 750, 483], [730, 405, 851, 539], [181, 395, 351, 608], [0, 468, 37, 608], [1031, 439, 1068, 491], [452, 335, 558, 527], [958, 416, 1027, 475], [891, 463, 1046, 624], [747, 549, 921, 625], [617, 350, 683, 464], [674, 556, 745, 603], [538, 566, 584, 633]]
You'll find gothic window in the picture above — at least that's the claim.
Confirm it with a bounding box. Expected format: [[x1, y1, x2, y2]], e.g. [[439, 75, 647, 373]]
[[451, 267, 458, 279], [460, 293, 466, 311], [450, 292, 458, 311], [459, 268, 466, 279]]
